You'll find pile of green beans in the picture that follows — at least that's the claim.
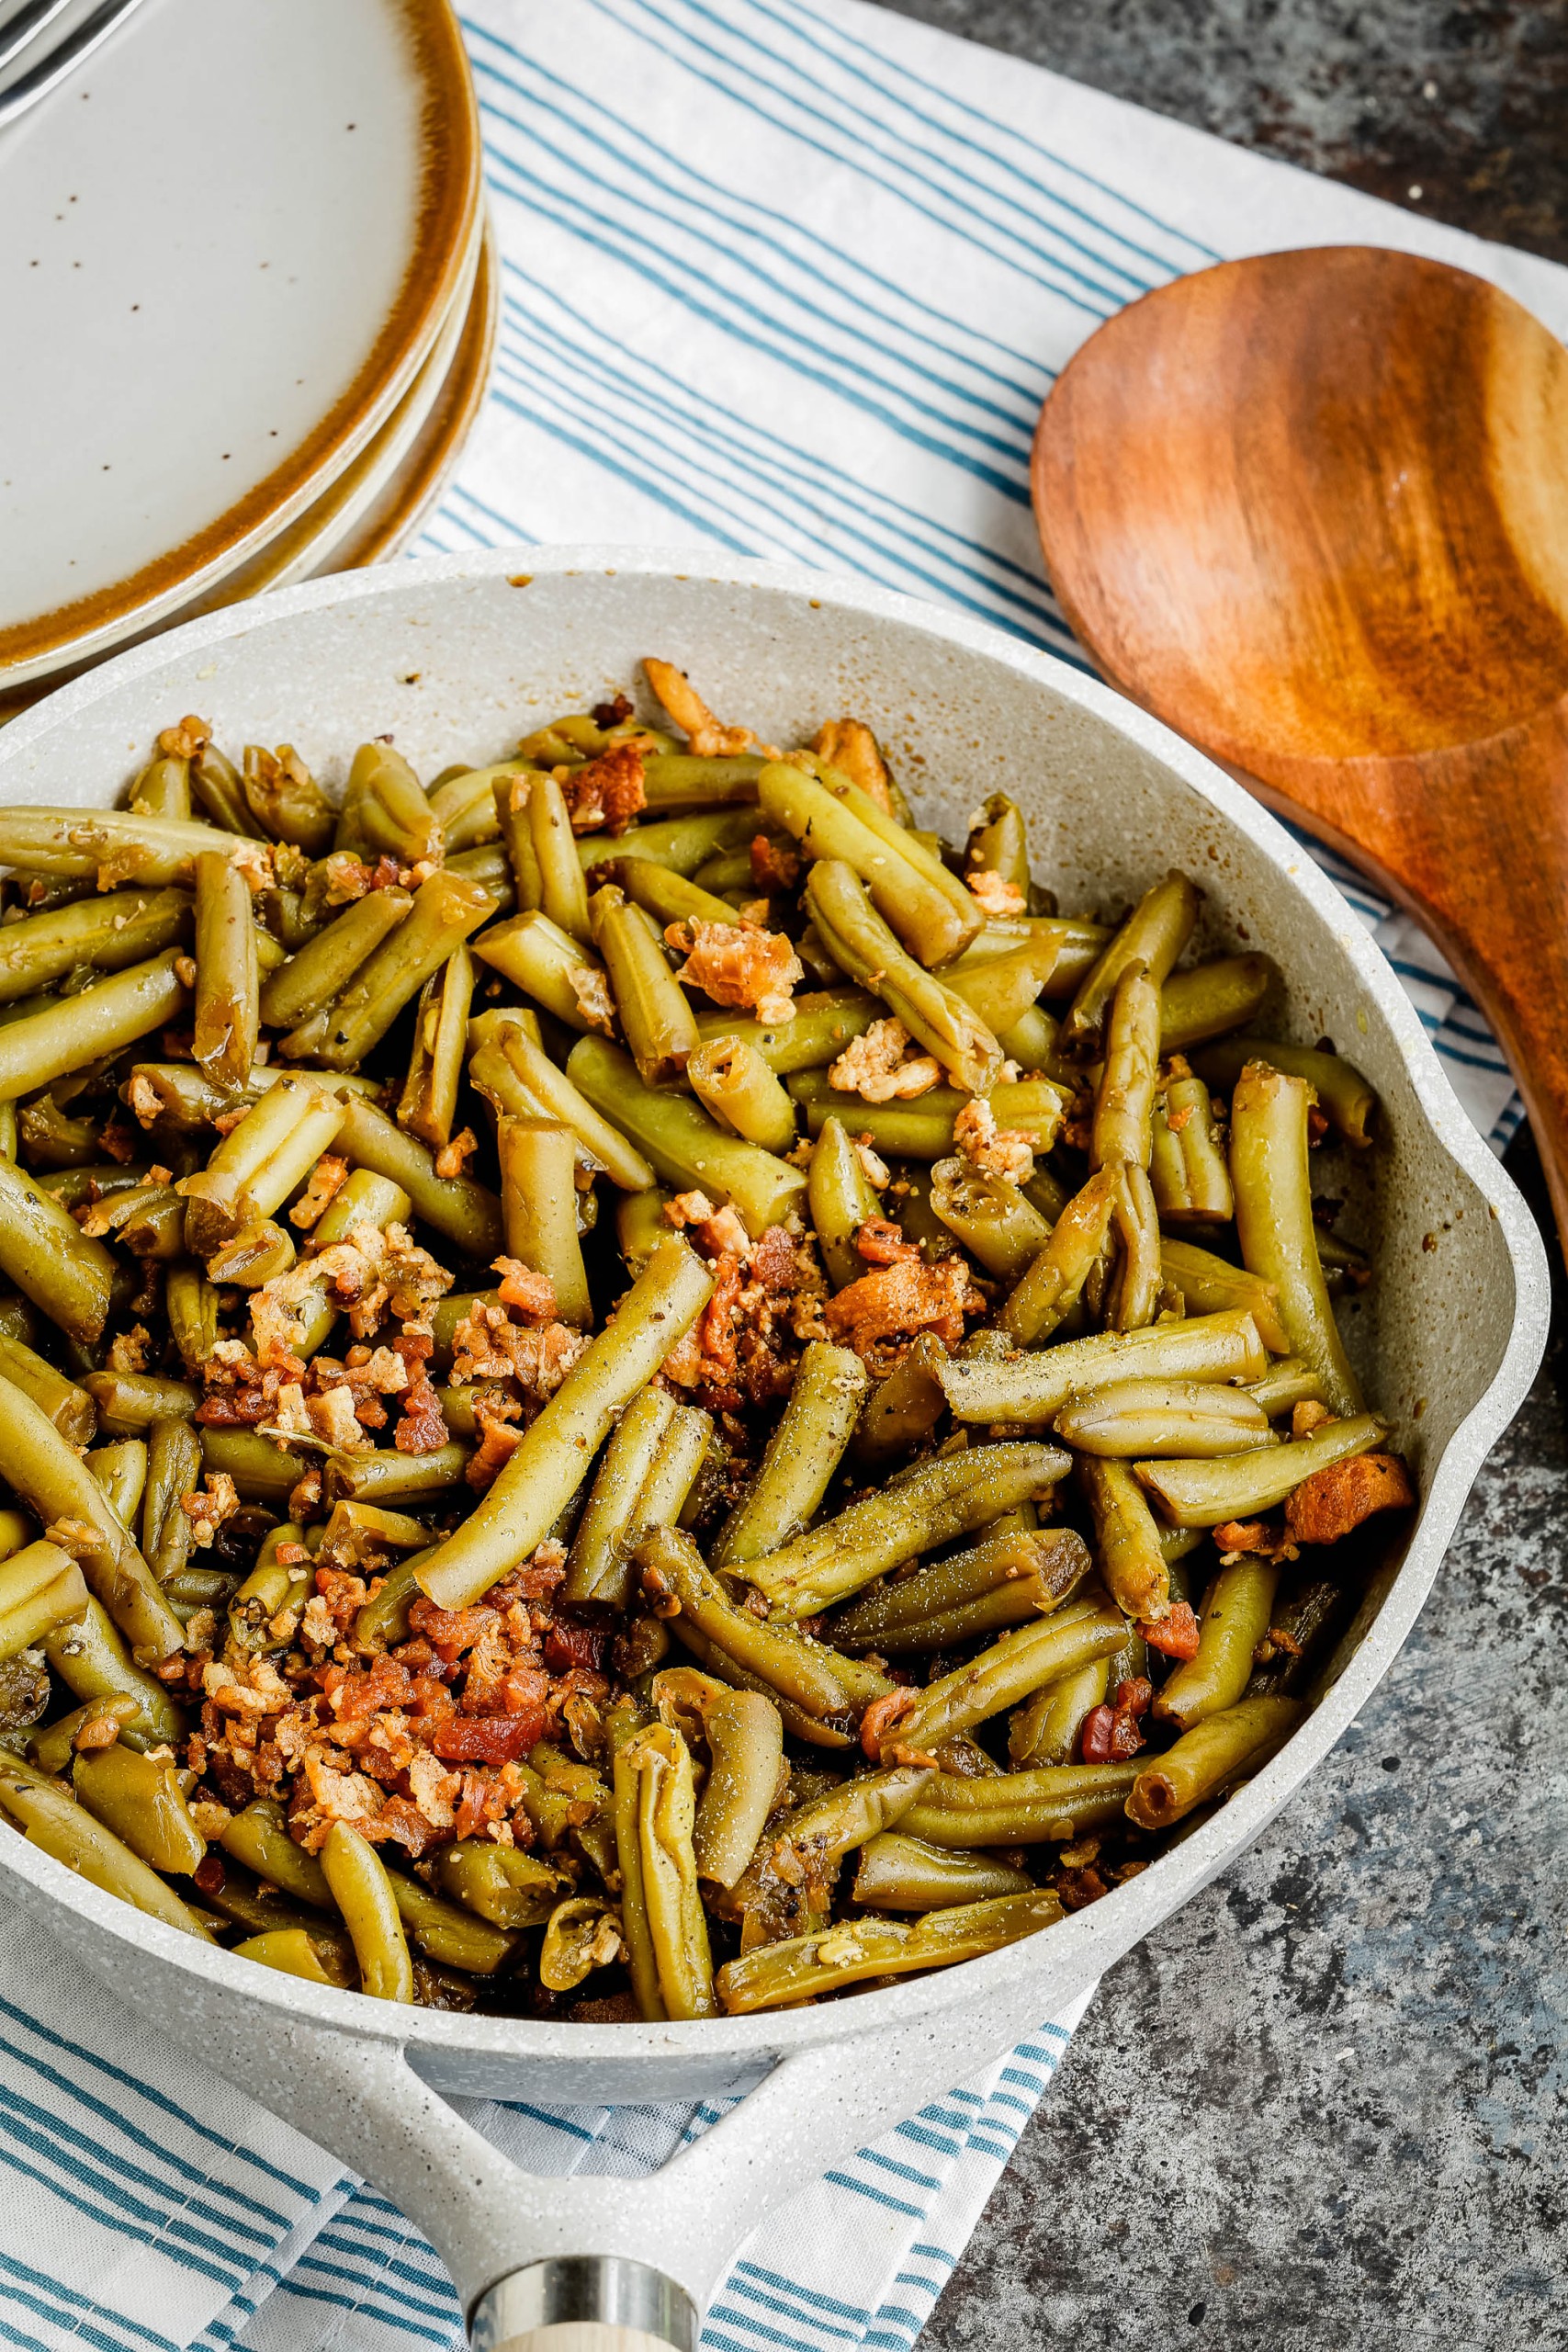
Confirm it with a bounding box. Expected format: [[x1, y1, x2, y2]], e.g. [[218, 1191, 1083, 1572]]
[[0, 669, 1407, 2022]]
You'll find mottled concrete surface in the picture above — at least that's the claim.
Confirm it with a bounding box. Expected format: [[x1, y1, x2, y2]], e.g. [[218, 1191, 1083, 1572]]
[[859, 2, 1568, 2342]]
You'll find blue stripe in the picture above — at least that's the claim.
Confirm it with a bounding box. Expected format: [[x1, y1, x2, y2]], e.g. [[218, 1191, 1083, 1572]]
[[272, 2273, 457, 2344], [0, 2086, 254, 2278], [822, 2169, 923, 2219], [734, 2263, 871, 2322], [706, 2301, 840, 2352], [0, 2140, 239, 2292], [0, 2248, 183, 2352], [894, 2120, 963, 2157], [859, 2147, 941, 2189]]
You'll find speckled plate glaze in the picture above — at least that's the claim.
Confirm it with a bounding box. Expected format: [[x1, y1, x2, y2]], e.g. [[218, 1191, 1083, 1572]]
[[0, 551, 1547, 2328], [0, 0, 479, 690]]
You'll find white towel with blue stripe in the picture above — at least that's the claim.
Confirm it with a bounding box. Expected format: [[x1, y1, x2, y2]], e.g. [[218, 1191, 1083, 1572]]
[[5, 1, 1562, 2346]]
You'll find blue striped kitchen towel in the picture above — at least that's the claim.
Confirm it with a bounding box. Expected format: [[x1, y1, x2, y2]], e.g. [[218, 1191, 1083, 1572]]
[[5, 2, 1562, 2347]]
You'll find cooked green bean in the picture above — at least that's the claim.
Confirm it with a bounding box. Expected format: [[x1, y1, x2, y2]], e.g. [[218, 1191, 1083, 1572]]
[[795, 752, 984, 955], [941, 1308, 1269, 1427], [320, 1819, 414, 2002], [231, 1929, 336, 1985], [716, 1891, 1060, 2012], [1064, 870, 1200, 1046], [0, 1543, 89, 1660], [430, 761, 518, 854], [284, 870, 492, 1069], [850, 1329, 949, 1467], [86, 1439, 148, 1529], [792, 1070, 1067, 1162], [525, 773, 593, 943], [0, 807, 254, 887], [885, 1601, 1125, 1757], [807, 1116, 883, 1290], [639, 1527, 864, 1725], [641, 752, 765, 808], [1245, 1356, 1325, 1419], [0, 950, 188, 1104], [1106, 1162, 1161, 1332], [806, 860, 1002, 1095], [1126, 1695, 1303, 1828], [941, 938, 1060, 1036], [1157, 1238, 1288, 1351], [227, 1526, 310, 1652], [758, 761, 971, 967], [0, 888, 192, 1003], [597, 854, 739, 933], [692, 1689, 784, 1887], [852, 1833, 1035, 1910], [259, 892, 412, 1031], [498, 1118, 591, 1328], [997, 1169, 1113, 1346], [43, 1596, 184, 1744], [1154, 1559, 1282, 1730], [1135, 1410, 1387, 1527], [333, 1091, 502, 1257], [964, 792, 1032, 897], [0, 1759, 209, 1937], [563, 1386, 680, 1605], [1160, 955, 1276, 1051], [610, 1703, 665, 2019], [829, 1526, 1091, 1655], [0, 1332, 96, 1445], [433, 1838, 561, 1928], [398, 942, 475, 1150], [1091, 963, 1159, 1170], [1008, 1641, 1112, 1768], [191, 852, 259, 1089], [322, 1445, 470, 1507], [1077, 1454, 1173, 1623], [1197, 1035, 1376, 1146], [579, 806, 759, 879], [1230, 1062, 1364, 1417], [468, 1021, 654, 1191], [1055, 1378, 1274, 1458], [28, 1690, 142, 1772], [713, 1340, 867, 1566], [694, 988, 879, 1072], [387, 1868, 519, 1976], [200, 1427, 310, 1505], [470, 908, 615, 1033], [1150, 1069, 1235, 1225], [191, 739, 262, 836], [179, 1072, 346, 1250], [625, 1723, 716, 2019], [73, 1742, 206, 1875], [334, 742, 442, 867], [130, 755, 192, 824], [687, 1034, 798, 1153], [567, 1038, 807, 1237], [930, 1156, 1052, 1282], [83, 1372, 200, 1438], [901, 1762, 1142, 1848], [590, 884, 700, 1084]]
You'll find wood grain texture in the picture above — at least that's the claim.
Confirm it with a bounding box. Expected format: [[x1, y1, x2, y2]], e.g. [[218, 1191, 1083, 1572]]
[[1032, 245, 1568, 1247]]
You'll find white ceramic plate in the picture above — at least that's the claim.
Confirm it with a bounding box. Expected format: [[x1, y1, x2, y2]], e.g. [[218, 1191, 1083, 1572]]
[[0, 0, 479, 689]]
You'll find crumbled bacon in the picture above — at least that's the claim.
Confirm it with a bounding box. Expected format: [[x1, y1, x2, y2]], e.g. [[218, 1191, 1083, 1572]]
[[394, 1367, 448, 1455], [644, 658, 755, 758], [181, 1473, 240, 1549], [854, 1216, 919, 1266], [811, 718, 894, 813], [823, 1256, 979, 1374], [570, 965, 616, 1033], [434, 1127, 478, 1180], [664, 919, 804, 1027], [288, 1155, 347, 1231], [663, 1191, 750, 1260], [750, 834, 800, 893], [1213, 1518, 1300, 1562], [492, 1258, 559, 1322], [953, 1097, 1034, 1186], [967, 868, 1026, 917], [466, 1399, 523, 1490], [1284, 1451, 1414, 1545], [449, 1298, 588, 1398], [155, 714, 211, 760], [829, 1018, 942, 1102], [558, 741, 647, 836], [1138, 1600, 1201, 1660]]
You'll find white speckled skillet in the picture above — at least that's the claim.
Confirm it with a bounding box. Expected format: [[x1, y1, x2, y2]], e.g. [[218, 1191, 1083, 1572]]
[[0, 552, 1547, 2352]]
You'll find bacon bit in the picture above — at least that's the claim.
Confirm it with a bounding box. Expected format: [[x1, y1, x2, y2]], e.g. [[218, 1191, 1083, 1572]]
[[545, 1622, 607, 1675], [180, 1473, 241, 1549], [1115, 1677, 1153, 1717], [434, 1126, 479, 1180], [829, 1018, 942, 1102], [811, 718, 894, 813], [450, 1301, 588, 1397], [192, 1852, 227, 1896], [824, 1255, 979, 1374], [106, 1324, 152, 1374], [558, 741, 647, 836], [73, 1713, 125, 1753], [1213, 1518, 1294, 1561], [492, 1258, 558, 1321], [156, 714, 211, 760], [1306, 1104, 1330, 1146], [853, 1136, 890, 1189], [466, 1402, 523, 1490], [663, 1191, 750, 1261], [1079, 1702, 1145, 1764], [644, 657, 754, 758], [854, 1216, 919, 1266], [99, 1118, 138, 1164], [431, 1714, 541, 1765], [592, 694, 634, 728], [288, 1155, 348, 1231], [664, 918, 804, 1026], [750, 834, 800, 893], [967, 868, 1026, 917], [1138, 1600, 1201, 1660], [862, 1687, 918, 1759], [570, 964, 616, 1033], [1284, 1451, 1415, 1545], [394, 1369, 448, 1455], [953, 1097, 1034, 1186], [1291, 1398, 1333, 1440]]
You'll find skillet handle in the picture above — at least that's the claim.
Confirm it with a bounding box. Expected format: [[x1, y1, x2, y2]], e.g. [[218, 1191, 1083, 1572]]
[[468, 2256, 696, 2352]]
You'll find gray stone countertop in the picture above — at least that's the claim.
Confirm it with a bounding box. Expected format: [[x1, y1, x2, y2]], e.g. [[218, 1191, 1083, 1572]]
[[863, 2, 1568, 2342]]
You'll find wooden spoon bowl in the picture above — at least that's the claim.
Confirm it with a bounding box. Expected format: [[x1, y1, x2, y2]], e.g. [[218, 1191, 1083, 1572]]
[[1032, 245, 1568, 1249]]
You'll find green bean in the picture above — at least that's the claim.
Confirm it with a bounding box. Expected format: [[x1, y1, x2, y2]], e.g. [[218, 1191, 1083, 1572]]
[[578, 806, 758, 879], [492, 767, 544, 910], [322, 1445, 470, 1507], [284, 870, 492, 1069], [259, 892, 412, 1031], [1056, 1377, 1274, 1458], [590, 885, 699, 1085], [0, 951, 188, 1104], [1126, 1695, 1303, 1828], [178, 1073, 345, 1250], [850, 1331, 950, 1467], [776, 1764, 933, 1864], [743, 1441, 1069, 1619], [396, 942, 475, 1151], [639, 1527, 865, 1726], [206, 1219, 295, 1288], [1230, 1062, 1363, 1416], [228, 1525, 310, 1652], [0, 807, 254, 887], [641, 752, 765, 809], [615, 1187, 674, 1273], [0, 1542, 89, 1660], [940, 1308, 1269, 1427], [0, 1331, 96, 1445], [28, 1691, 142, 1772], [829, 1526, 1091, 1655], [693, 1689, 784, 1887], [0, 1297, 27, 1352], [86, 1439, 149, 1529], [1064, 870, 1200, 1046], [1154, 1558, 1282, 1730], [468, 1024, 653, 1193], [609, 1703, 665, 2019], [320, 1820, 414, 2002], [805, 860, 1002, 1095], [713, 1341, 867, 1567], [1135, 1410, 1387, 1527], [190, 739, 263, 835], [0, 1506, 31, 1561], [687, 1034, 797, 1153], [434, 1839, 561, 1929], [567, 1038, 807, 1238], [1245, 1357, 1325, 1419], [231, 1929, 336, 1986], [669, 1620, 853, 1748], [386, 1868, 520, 1976], [165, 1263, 220, 1374], [562, 1386, 680, 1604], [190, 852, 258, 1089], [1150, 1068, 1234, 1222], [0, 1374, 182, 1659], [470, 908, 613, 1034], [1197, 1035, 1376, 1147], [901, 1762, 1142, 1847], [941, 938, 1060, 1036], [791, 1068, 1067, 1144], [852, 1832, 1035, 1910], [417, 1238, 713, 1610], [219, 1799, 331, 1904], [0, 888, 192, 1003], [886, 1601, 1125, 1757], [498, 1119, 591, 1328], [758, 762, 970, 967], [447, 842, 516, 912], [967, 916, 1110, 997], [43, 1597, 184, 1745], [964, 793, 1032, 896], [930, 1156, 1053, 1282], [596, 854, 740, 933], [1077, 1454, 1172, 1623], [1091, 964, 1159, 1170], [997, 1169, 1114, 1346], [524, 773, 592, 942], [236, 743, 333, 854], [1157, 1238, 1288, 1352], [130, 754, 192, 823], [0, 1760, 209, 1938], [794, 752, 985, 956], [334, 742, 442, 867], [1103, 1162, 1159, 1331], [694, 989, 879, 1073], [333, 1092, 502, 1257], [716, 1890, 1060, 2013], [1008, 1646, 1111, 1768], [83, 1372, 200, 1439], [84, 1180, 186, 1262], [805, 1117, 879, 1291], [429, 761, 519, 854], [200, 1427, 310, 1506], [624, 1723, 716, 2020], [73, 1742, 206, 1874], [1160, 956, 1275, 1052], [629, 1406, 712, 1557], [998, 1003, 1068, 1078]]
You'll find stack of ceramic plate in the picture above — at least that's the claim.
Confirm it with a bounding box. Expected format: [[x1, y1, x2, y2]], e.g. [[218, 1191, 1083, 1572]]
[[0, 0, 496, 715]]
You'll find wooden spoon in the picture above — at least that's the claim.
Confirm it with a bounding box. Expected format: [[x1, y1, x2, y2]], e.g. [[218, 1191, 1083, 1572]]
[[1032, 245, 1568, 1250]]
